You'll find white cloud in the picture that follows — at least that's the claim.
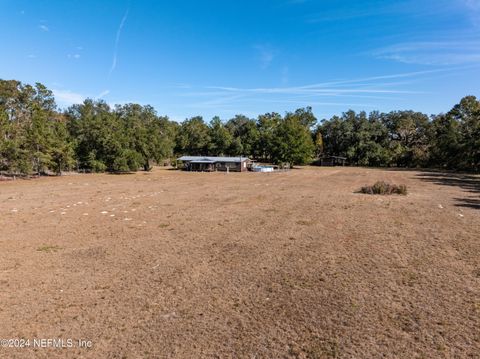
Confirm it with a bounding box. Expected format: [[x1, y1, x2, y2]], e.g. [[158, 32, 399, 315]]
[[186, 94, 245, 108], [462, 0, 480, 24], [372, 41, 480, 65], [207, 85, 420, 96], [39, 25, 49, 32], [53, 89, 111, 107], [304, 1, 412, 23], [97, 90, 110, 98], [464, 0, 480, 10], [110, 9, 129, 75], [173, 83, 192, 89], [254, 44, 276, 69], [52, 89, 85, 106], [176, 67, 476, 112]]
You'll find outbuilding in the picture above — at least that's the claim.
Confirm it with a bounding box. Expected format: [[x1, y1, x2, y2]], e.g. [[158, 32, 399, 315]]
[[177, 156, 251, 172], [318, 156, 347, 166]]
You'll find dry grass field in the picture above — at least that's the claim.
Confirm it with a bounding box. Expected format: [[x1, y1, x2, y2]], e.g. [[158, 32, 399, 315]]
[[1, 167, 479, 358]]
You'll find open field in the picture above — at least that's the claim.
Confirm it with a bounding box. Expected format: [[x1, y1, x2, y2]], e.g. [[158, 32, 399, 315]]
[[1, 167, 479, 358]]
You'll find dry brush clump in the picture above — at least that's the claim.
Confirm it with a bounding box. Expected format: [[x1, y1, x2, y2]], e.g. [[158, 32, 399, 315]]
[[360, 181, 407, 195]]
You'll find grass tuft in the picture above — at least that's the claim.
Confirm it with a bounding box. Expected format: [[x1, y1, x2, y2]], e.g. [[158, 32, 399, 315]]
[[37, 245, 62, 253], [360, 181, 407, 195]]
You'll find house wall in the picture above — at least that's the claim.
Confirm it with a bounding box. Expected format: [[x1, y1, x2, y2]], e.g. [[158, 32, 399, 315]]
[[241, 160, 249, 172], [190, 163, 215, 172], [216, 162, 242, 172]]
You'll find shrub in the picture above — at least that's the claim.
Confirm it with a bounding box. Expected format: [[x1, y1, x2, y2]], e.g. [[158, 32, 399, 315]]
[[90, 159, 107, 173], [112, 150, 142, 172], [360, 181, 407, 195]]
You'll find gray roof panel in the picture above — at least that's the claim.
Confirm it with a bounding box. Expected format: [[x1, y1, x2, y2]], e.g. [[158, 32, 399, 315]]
[[178, 156, 250, 163]]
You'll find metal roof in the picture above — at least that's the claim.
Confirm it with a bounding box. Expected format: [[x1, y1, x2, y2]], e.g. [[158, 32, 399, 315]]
[[178, 156, 250, 163]]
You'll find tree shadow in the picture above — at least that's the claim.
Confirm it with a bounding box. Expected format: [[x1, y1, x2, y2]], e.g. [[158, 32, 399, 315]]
[[453, 198, 480, 210], [415, 172, 480, 210]]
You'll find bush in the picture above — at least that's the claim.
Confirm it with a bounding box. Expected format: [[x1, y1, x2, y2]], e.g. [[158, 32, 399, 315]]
[[112, 150, 142, 172], [360, 181, 407, 195], [88, 159, 106, 173]]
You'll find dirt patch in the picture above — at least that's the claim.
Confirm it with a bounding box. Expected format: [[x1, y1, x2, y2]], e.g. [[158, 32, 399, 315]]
[[0, 167, 479, 358]]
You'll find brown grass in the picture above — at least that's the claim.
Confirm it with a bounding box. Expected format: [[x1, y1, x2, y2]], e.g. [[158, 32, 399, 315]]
[[0, 167, 479, 358]]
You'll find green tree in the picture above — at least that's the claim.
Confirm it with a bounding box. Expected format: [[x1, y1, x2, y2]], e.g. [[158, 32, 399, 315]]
[[49, 117, 75, 174], [66, 99, 123, 172], [0, 80, 72, 175], [449, 96, 480, 171], [429, 113, 461, 169], [117, 104, 175, 171], [319, 110, 392, 167], [256, 112, 281, 161], [225, 115, 259, 157], [381, 111, 430, 167], [270, 109, 315, 165], [208, 116, 233, 156], [175, 116, 211, 155], [318, 113, 355, 158]]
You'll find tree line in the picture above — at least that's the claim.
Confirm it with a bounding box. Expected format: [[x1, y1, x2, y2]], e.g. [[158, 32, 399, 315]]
[[1, 79, 479, 175], [317, 96, 479, 171]]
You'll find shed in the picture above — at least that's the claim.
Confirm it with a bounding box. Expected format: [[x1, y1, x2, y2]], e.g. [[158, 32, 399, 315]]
[[318, 156, 347, 166]]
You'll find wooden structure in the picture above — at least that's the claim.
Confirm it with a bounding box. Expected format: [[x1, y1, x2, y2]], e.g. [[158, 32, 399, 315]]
[[177, 156, 251, 172]]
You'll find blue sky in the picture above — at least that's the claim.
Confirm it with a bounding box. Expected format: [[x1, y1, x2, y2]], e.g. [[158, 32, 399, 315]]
[[1, 0, 479, 121]]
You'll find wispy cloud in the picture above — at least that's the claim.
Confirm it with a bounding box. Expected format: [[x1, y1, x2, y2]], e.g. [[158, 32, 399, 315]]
[[39, 24, 49, 32], [206, 85, 421, 96], [305, 0, 476, 24], [462, 0, 480, 24], [464, 0, 480, 10], [186, 94, 245, 108], [173, 83, 192, 89], [109, 9, 129, 75], [52, 89, 85, 106], [52, 89, 110, 107], [304, 0, 420, 23], [67, 46, 83, 60], [182, 93, 380, 112], [372, 40, 480, 65], [307, 8, 387, 23], [97, 90, 110, 98], [303, 67, 477, 87], [175, 67, 475, 112], [207, 66, 477, 96], [254, 44, 276, 69]]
